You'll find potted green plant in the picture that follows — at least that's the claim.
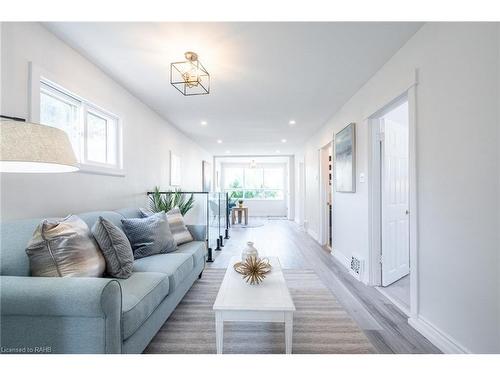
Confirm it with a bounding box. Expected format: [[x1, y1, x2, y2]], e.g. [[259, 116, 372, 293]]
[[238, 199, 244, 208], [228, 191, 237, 209], [149, 186, 195, 216]]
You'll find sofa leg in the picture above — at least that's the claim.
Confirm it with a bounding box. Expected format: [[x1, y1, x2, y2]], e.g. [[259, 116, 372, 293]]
[[198, 271, 203, 279]]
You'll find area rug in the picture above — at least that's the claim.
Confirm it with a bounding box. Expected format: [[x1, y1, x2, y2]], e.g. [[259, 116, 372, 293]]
[[231, 220, 265, 228], [144, 268, 376, 354]]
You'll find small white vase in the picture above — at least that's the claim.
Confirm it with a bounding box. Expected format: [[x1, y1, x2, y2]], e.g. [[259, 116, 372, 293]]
[[241, 241, 259, 262]]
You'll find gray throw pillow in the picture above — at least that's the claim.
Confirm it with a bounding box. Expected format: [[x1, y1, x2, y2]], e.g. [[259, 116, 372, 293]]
[[140, 207, 193, 245], [121, 212, 177, 259], [92, 216, 134, 278], [26, 215, 105, 277]]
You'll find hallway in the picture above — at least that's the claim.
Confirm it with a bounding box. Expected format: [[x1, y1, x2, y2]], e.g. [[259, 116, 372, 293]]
[[208, 218, 440, 353]]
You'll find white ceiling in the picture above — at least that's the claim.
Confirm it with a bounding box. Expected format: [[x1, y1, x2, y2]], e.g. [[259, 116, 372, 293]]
[[217, 156, 290, 164], [44, 22, 422, 155]]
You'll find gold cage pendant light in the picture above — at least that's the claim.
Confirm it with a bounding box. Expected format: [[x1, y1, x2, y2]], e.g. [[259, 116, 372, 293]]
[[170, 51, 210, 96]]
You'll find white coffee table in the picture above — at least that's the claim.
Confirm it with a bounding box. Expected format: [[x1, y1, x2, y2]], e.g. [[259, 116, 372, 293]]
[[213, 256, 296, 354]]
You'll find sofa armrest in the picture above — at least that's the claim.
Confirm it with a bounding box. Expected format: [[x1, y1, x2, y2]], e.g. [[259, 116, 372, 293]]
[[0, 276, 122, 353], [1, 276, 121, 317], [187, 224, 207, 242]]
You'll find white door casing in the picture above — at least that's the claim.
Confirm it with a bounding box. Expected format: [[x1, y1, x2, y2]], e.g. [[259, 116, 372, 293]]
[[297, 161, 305, 226], [381, 115, 410, 286]]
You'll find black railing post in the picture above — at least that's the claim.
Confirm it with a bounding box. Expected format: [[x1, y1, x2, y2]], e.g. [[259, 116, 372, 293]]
[[218, 193, 224, 247], [206, 193, 214, 262], [225, 192, 230, 239], [206, 239, 213, 263], [215, 193, 222, 251]]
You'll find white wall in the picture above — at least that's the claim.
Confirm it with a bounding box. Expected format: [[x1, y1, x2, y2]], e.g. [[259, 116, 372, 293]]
[[0, 22, 211, 221], [297, 23, 500, 353]]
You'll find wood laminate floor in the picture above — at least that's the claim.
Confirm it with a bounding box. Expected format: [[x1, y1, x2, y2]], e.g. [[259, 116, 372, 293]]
[[206, 217, 440, 354], [380, 274, 411, 312]]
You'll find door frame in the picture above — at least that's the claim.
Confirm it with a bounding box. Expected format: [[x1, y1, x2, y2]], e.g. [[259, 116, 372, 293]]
[[297, 159, 306, 227], [318, 141, 334, 247], [367, 85, 418, 320]]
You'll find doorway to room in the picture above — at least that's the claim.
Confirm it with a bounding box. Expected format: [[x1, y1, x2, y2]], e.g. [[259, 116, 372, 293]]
[[370, 97, 411, 314]]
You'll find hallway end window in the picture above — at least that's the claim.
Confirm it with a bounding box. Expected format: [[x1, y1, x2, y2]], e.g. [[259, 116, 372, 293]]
[[223, 166, 285, 200]]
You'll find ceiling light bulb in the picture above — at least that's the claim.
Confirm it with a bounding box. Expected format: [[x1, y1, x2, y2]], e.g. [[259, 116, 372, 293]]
[[182, 63, 200, 87], [217, 139, 223, 144], [200, 121, 207, 126], [181, 53, 201, 88], [276, 150, 281, 154], [281, 139, 287, 143], [289, 120, 296, 125], [225, 150, 231, 154]]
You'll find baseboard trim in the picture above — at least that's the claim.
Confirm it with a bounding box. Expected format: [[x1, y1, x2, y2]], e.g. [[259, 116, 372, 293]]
[[408, 316, 470, 354], [306, 228, 319, 242], [332, 250, 350, 270]]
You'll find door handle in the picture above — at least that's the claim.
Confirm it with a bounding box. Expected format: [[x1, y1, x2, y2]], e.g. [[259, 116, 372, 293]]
[[405, 209, 409, 215]]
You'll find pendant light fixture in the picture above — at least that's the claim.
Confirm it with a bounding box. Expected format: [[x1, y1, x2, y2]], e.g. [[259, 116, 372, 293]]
[[0, 119, 79, 173], [170, 51, 210, 96]]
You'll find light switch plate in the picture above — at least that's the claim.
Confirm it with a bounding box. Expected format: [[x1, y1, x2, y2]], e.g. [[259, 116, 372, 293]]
[[359, 173, 366, 183]]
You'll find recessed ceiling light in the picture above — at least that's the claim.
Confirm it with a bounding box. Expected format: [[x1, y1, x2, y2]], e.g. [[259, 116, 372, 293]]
[[281, 139, 287, 143], [289, 120, 296, 125], [275, 150, 281, 154], [225, 150, 231, 154], [200, 121, 207, 126], [217, 139, 223, 144]]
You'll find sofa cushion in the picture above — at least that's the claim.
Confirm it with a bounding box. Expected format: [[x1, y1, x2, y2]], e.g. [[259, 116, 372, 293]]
[[176, 241, 206, 268], [133, 253, 194, 294], [116, 272, 170, 340], [114, 207, 143, 220], [78, 211, 125, 232], [1, 218, 42, 276]]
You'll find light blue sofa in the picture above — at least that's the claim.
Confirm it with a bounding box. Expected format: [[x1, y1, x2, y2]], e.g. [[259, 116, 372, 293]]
[[0, 208, 206, 354]]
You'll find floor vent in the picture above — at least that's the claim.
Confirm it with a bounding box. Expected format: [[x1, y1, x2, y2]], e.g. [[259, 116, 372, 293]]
[[350, 255, 364, 280]]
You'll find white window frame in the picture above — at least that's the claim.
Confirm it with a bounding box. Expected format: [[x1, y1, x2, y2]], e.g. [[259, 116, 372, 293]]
[[222, 163, 286, 201], [83, 105, 119, 168], [29, 62, 124, 176]]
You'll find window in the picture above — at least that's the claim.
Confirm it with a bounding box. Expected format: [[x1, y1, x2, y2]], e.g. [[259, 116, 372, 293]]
[[39, 79, 122, 172], [224, 165, 285, 200]]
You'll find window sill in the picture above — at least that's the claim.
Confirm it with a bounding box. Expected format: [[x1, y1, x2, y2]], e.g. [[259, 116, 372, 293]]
[[236, 199, 285, 202], [76, 164, 125, 177]]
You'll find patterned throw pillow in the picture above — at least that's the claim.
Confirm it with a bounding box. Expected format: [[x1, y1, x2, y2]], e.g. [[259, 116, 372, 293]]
[[121, 212, 177, 259], [92, 216, 134, 278], [140, 207, 194, 245], [166, 208, 194, 245], [26, 215, 105, 277]]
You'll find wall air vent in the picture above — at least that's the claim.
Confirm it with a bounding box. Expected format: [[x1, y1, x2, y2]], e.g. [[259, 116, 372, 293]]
[[350, 255, 364, 280]]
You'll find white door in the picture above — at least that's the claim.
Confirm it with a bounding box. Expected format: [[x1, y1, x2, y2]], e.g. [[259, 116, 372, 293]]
[[381, 110, 410, 286]]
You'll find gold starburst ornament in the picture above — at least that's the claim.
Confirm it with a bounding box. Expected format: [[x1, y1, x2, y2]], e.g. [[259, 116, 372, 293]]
[[233, 256, 272, 285]]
